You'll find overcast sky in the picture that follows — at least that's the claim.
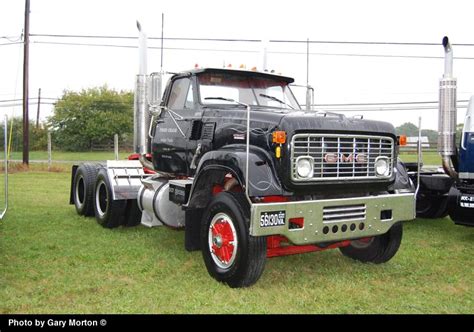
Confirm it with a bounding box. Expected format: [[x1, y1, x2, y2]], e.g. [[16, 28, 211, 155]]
[[2, 0, 474, 130]]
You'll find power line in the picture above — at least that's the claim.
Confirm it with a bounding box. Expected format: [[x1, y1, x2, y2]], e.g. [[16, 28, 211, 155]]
[[2, 97, 472, 109], [0, 42, 23, 47], [314, 100, 469, 107], [0, 97, 57, 103], [273, 50, 474, 60], [31, 41, 474, 60], [32, 41, 257, 53], [0, 102, 55, 108], [273, 40, 474, 47], [33, 40, 136, 49], [29, 33, 474, 47], [313, 105, 469, 112], [31, 33, 261, 43], [0, 35, 22, 42]]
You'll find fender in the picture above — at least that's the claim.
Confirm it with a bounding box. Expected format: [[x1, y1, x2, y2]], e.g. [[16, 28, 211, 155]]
[[390, 159, 416, 193], [186, 145, 286, 209]]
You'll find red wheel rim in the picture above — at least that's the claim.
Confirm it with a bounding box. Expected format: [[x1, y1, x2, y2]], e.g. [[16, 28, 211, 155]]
[[208, 212, 238, 269]]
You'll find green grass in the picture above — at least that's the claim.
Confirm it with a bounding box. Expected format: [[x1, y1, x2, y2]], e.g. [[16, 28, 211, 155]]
[[9, 151, 132, 162], [399, 151, 441, 166], [1, 170, 473, 314]]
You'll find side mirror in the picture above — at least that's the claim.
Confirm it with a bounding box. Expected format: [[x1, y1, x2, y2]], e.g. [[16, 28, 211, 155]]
[[149, 72, 163, 108]]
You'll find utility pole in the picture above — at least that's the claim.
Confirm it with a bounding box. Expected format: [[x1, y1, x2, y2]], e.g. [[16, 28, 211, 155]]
[[22, 0, 30, 165], [36, 88, 41, 128]]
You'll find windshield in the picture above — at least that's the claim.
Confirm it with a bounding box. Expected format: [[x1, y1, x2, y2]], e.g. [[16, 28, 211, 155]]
[[198, 72, 300, 110]]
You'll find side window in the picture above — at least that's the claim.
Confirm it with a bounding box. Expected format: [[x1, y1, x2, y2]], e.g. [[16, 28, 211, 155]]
[[185, 83, 194, 109], [167, 78, 193, 110]]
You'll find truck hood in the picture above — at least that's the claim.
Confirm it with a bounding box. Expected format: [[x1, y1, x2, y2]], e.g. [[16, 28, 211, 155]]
[[271, 109, 396, 137]]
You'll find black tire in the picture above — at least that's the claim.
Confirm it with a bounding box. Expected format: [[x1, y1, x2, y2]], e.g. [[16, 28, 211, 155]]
[[416, 193, 449, 219], [93, 168, 126, 228], [201, 192, 266, 288], [73, 163, 99, 216], [339, 222, 403, 264]]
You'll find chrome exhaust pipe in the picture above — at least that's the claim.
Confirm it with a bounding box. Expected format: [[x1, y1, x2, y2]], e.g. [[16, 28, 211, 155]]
[[134, 74, 149, 155], [438, 36, 458, 179], [134, 21, 154, 170]]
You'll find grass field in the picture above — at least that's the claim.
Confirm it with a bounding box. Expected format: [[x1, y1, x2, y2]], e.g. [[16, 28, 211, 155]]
[[9, 151, 132, 162], [399, 151, 440, 166], [0, 169, 473, 314]]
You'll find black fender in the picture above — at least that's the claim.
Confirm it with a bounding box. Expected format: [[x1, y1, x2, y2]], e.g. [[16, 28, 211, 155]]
[[390, 158, 416, 192], [187, 145, 285, 209]]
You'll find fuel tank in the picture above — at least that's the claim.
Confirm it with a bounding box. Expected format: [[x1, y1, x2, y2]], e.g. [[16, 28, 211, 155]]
[[137, 177, 185, 228]]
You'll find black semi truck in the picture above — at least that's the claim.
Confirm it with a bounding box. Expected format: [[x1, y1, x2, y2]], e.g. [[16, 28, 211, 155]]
[[70, 26, 415, 288]]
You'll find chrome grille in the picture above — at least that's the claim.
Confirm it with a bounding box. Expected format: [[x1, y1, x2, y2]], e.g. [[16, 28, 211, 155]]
[[291, 133, 394, 181], [323, 204, 366, 223]]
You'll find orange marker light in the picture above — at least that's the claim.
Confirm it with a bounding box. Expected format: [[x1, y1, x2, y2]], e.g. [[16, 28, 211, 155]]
[[398, 135, 407, 146], [272, 131, 286, 144]]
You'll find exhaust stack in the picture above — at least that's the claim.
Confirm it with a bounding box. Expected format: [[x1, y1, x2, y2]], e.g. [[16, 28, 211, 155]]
[[438, 36, 458, 179], [134, 21, 154, 170]]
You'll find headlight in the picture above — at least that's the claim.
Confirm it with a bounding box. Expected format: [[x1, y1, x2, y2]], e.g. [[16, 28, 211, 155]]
[[375, 157, 390, 177], [296, 157, 314, 178]]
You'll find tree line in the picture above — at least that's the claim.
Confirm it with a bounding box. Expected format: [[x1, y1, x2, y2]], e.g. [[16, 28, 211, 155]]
[[395, 122, 464, 145], [4, 86, 134, 152]]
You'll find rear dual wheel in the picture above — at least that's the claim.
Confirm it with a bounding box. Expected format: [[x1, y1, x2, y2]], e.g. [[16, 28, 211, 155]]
[[94, 169, 125, 228], [93, 169, 141, 228], [71, 166, 140, 228], [73, 163, 100, 216]]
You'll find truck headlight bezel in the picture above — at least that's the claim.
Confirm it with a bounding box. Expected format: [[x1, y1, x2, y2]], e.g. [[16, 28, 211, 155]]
[[374, 156, 390, 177], [296, 156, 314, 179]]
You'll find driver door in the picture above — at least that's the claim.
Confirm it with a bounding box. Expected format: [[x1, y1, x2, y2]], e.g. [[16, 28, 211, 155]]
[[152, 76, 199, 175]]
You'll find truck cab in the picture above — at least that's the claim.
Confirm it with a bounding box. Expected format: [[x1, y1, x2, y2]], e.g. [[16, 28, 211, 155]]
[[152, 68, 299, 176]]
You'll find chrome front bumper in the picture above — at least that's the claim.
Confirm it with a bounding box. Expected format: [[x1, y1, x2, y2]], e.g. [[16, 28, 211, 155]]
[[250, 193, 415, 245]]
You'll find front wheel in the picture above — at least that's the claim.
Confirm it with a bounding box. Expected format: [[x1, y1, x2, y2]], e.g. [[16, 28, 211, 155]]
[[201, 192, 266, 288], [339, 222, 403, 264]]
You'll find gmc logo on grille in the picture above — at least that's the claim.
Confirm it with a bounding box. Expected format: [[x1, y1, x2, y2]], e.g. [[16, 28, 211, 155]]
[[324, 153, 368, 163]]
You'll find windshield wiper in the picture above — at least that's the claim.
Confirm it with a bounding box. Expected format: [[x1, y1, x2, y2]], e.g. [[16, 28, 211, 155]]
[[259, 93, 294, 110], [204, 97, 246, 107]]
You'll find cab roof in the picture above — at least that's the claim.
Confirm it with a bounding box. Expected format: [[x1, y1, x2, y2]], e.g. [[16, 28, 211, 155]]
[[173, 67, 295, 84]]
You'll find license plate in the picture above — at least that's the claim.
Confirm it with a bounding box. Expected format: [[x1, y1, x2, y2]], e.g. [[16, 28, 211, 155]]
[[460, 195, 474, 208], [260, 210, 286, 227]]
